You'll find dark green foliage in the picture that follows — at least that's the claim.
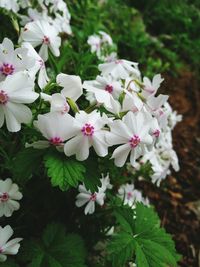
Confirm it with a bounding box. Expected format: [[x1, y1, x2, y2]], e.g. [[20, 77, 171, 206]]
[[21, 223, 87, 267], [107, 203, 180, 267]]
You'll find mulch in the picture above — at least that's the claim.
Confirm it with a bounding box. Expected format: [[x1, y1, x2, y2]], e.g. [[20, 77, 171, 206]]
[[137, 69, 200, 267]]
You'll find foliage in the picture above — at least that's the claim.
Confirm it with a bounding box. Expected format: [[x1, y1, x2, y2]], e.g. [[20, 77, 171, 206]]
[[107, 203, 180, 267]]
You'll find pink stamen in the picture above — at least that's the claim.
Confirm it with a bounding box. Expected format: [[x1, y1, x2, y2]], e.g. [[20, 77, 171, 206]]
[[153, 129, 160, 138], [90, 193, 97, 201], [38, 59, 44, 67], [81, 123, 94, 136], [43, 36, 50, 45], [115, 59, 123, 64], [0, 192, 9, 202], [105, 84, 113, 94], [0, 63, 15, 76], [129, 134, 140, 148], [0, 90, 8, 105], [61, 102, 70, 114], [127, 192, 132, 200], [49, 137, 63, 146]]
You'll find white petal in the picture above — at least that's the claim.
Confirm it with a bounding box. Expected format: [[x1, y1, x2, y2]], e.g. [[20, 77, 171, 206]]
[[57, 73, 82, 101], [111, 143, 131, 167]]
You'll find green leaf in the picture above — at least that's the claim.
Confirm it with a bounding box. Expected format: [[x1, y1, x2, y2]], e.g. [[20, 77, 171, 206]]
[[44, 152, 86, 190], [11, 148, 44, 185], [107, 232, 134, 267], [24, 223, 87, 267], [83, 156, 101, 193], [108, 203, 180, 267], [0, 259, 20, 267]]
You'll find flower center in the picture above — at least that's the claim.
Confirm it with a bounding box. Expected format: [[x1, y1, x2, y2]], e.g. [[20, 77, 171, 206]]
[[0, 90, 8, 105], [115, 59, 123, 64], [127, 192, 133, 200], [129, 134, 140, 148], [0, 192, 9, 202], [81, 123, 94, 136], [90, 193, 97, 201], [49, 137, 63, 146], [43, 36, 50, 45], [105, 84, 113, 94], [0, 63, 15, 76], [153, 129, 160, 138]]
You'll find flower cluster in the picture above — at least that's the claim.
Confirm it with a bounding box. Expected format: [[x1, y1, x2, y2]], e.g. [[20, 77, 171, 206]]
[[0, 0, 182, 262], [0, 179, 22, 262], [87, 31, 117, 62]]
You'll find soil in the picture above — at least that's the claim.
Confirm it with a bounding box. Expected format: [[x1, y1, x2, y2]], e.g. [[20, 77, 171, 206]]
[[137, 69, 200, 267]]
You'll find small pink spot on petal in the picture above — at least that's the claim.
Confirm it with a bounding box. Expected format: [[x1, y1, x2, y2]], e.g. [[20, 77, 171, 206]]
[[0, 192, 9, 202], [115, 59, 123, 64], [90, 193, 97, 201], [0, 90, 8, 105], [0, 63, 15, 76], [153, 129, 160, 138], [43, 36, 50, 45], [129, 134, 140, 148], [81, 123, 94, 137], [49, 137, 63, 146], [105, 84, 113, 94]]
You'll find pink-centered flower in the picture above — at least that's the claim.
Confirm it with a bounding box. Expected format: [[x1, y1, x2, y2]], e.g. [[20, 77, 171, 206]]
[[21, 20, 61, 61], [30, 112, 76, 149], [64, 110, 109, 161], [106, 110, 153, 167], [0, 178, 22, 217], [75, 183, 105, 215], [0, 72, 39, 132]]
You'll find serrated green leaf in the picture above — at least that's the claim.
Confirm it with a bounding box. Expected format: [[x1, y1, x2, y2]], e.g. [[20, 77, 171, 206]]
[[107, 232, 134, 267], [108, 203, 180, 267], [83, 156, 101, 193], [44, 152, 86, 190], [24, 223, 87, 267]]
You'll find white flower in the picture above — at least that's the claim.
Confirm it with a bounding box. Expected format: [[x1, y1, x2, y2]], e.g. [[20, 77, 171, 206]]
[[75, 184, 105, 215], [99, 31, 113, 45], [21, 42, 49, 89], [142, 74, 164, 98], [56, 73, 83, 101], [30, 112, 76, 149], [0, 38, 34, 82], [83, 75, 122, 113], [0, 72, 39, 132], [0, 178, 22, 217], [106, 111, 153, 167], [64, 110, 109, 161], [118, 183, 148, 207], [0, 225, 22, 262], [21, 20, 61, 61], [99, 173, 113, 192], [41, 92, 70, 114], [0, 0, 19, 13], [87, 34, 101, 56], [98, 59, 140, 80]]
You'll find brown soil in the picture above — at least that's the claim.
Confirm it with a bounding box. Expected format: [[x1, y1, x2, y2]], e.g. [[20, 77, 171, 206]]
[[137, 70, 200, 267]]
